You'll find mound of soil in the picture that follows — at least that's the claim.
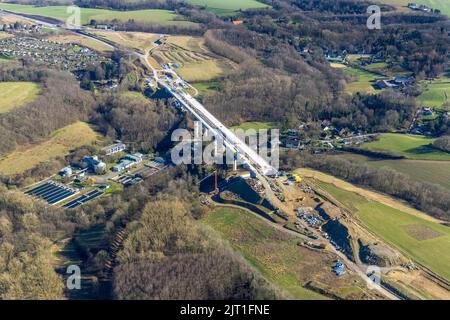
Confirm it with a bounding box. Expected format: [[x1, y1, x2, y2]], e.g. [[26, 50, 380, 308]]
[[359, 241, 401, 267], [322, 219, 354, 260], [317, 202, 342, 220]]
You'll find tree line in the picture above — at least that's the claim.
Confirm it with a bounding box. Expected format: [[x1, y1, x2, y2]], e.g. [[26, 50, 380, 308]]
[[282, 151, 450, 221], [433, 136, 450, 153], [75, 0, 187, 11]]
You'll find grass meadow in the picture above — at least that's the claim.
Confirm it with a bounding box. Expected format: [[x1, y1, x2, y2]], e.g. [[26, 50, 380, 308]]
[[377, 0, 450, 16], [0, 121, 100, 175], [315, 181, 450, 282], [360, 133, 450, 161], [0, 3, 196, 26], [204, 207, 373, 299], [0, 82, 40, 114], [335, 153, 450, 191], [341, 65, 380, 94], [417, 75, 450, 110], [186, 0, 269, 15]]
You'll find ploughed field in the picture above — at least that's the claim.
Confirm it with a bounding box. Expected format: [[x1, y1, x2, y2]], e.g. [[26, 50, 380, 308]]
[[150, 35, 235, 82]]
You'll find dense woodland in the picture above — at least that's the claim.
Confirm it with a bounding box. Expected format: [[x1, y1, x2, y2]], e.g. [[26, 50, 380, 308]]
[[0, 185, 82, 299], [202, 29, 418, 133], [93, 93, 180, 152], [252, 0, 449, 77], [114, 199, 281, 299]]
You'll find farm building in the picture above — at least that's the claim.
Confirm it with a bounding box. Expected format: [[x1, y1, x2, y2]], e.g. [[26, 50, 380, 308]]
[[111, 160, 134, 172], [103, 141, 127, 155], [124, 153, 143, 163], [393, 76, 414, 87], [111, 153, 143, 172], [59, 167, 73, 177], [333, 260, 346, 276], [81, 156, 107, 174], [374, 79, 398, 90], [422, 107, 435, 116], [153, 157, 166, 164]]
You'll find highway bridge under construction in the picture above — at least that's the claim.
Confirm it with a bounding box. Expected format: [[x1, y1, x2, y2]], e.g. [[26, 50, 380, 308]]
[[153, 68, 278, 178]]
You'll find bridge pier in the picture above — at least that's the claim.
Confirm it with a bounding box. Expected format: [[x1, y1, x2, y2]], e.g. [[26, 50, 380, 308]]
[[214, 139, 218, 157]]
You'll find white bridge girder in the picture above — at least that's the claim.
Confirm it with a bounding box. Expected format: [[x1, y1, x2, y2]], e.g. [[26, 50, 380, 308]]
[[157, 73, 277, 177]]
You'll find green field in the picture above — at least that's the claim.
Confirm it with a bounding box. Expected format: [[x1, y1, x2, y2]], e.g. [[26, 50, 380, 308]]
[[187, 0, 269, 15], [377, 0, 450, 17], [231, 121, 277, 131], [193, 81, 222, 97], [122, 91, 148, 101], [204, 208, 324, 299], [360, 133, 450, 161], [0, 3, 196, 26], [343, 66, 380, 94], [0, 121, 100, 175], [336, 153, 450, 191], [346, 54, 372, 64], [417, 76, 450, 110], [416, 0, 450, 16], [0, 82, 40, 114], [204, 207, 379, 299], [364, 62, 389, 72], [315, 181, 450, 281], [177, 59, 229, 82]]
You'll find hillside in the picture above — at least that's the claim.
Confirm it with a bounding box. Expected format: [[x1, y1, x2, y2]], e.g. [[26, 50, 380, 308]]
[[0, 121, 100, 175], [0, 82, 40, 114]]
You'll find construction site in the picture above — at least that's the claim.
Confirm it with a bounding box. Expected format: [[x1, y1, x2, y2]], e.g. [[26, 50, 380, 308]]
[[201, 168, 450, 300]]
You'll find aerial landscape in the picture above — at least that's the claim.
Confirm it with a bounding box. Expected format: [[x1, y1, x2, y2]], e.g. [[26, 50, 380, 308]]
[[0, 0, 448, 307]]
